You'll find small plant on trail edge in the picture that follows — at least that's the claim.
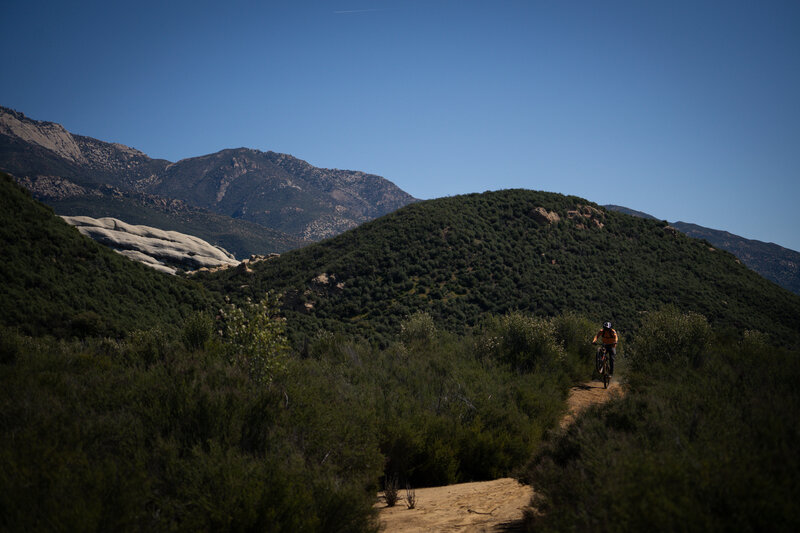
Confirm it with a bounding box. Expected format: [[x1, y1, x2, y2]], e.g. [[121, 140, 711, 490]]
[[384, 474, 400, 507], [405, 484, 417, 509]]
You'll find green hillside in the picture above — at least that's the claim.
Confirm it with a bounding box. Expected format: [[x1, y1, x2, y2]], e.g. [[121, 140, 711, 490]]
[[605, 204, 800, 295], [0, 174, 593, 529], [3, 179, 798, 531], [673, 220, 800, 295], [0, 173, 218, 337], [198, 189, 800, 345]]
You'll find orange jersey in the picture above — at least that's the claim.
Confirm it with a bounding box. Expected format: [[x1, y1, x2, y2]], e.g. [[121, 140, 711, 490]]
[[592, 328, 618, 345]]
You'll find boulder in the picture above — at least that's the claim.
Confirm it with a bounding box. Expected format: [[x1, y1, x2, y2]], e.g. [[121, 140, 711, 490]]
[[567, 204, 605, 229], [61, 215, 239, 273], [532, 207, 560, 225], [115, 249, 177, 275]]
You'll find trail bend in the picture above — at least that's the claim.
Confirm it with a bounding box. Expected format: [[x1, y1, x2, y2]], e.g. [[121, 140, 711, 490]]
[[376, 379, 622, 532]]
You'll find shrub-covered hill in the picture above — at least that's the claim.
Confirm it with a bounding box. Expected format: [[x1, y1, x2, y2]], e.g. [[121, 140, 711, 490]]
[[198, 189, 800, 345], [0, 173, 219, 337]]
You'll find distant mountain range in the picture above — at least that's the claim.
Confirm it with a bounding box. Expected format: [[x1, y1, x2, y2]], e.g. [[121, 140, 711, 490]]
[[604, 205, 800, 295], [4, 105, 797, 298], [0, 106, 416, 256]]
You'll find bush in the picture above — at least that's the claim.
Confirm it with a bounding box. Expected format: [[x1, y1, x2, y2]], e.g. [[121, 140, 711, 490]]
[[125, 326, 171, 366], [0, 310, 583, 530], [383, 474, 400, 507], [551, 313, 595, 354], [477, 312, 565, 373], [551, 312, 597, 380], [0, 332, 381, 532], [218, 292, 289, 384], [370, 317, 571, 487], [0, 327, 21, 365], [400, 311, 436, 345], [628, 306, 711, 372], [69, 311, 108, 338], [181, 311, 214, 351]]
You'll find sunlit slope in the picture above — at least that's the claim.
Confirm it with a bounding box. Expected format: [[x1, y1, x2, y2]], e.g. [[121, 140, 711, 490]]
[[0, 173, 217, 337], [199, 189, 800, 344]]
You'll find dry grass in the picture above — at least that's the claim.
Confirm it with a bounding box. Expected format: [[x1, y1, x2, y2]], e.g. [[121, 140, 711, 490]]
[[405, 484, 417, 509], [384, 474, 400, 507]]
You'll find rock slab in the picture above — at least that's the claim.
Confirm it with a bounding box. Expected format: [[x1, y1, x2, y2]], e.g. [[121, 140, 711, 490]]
[[61, 215, 239, 274]]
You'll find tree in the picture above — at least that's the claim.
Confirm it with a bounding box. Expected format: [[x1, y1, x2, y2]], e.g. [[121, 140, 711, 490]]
[[219, 292, 289, 384]]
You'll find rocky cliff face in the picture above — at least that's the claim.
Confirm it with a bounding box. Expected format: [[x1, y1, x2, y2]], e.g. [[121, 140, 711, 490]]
[[1, 106, 417, 244], [0, 107, 85, 163], [0, 107, 168, 188], [61, 216, 240, 274]]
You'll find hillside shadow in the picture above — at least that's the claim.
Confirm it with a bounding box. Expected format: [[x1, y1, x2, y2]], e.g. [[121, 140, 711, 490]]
[[496, 518, 526, 532]]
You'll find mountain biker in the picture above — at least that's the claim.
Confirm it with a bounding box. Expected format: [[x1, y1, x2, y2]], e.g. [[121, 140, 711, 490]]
[[592, 321, 618, 375]]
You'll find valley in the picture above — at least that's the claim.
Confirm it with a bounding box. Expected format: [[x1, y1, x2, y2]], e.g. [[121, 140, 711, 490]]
[[2, 173, 799, 531], [2, 112, 799, 533], [3, 1, 799, 530]]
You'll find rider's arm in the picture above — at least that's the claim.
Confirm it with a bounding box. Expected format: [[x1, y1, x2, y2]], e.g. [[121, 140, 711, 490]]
[[591, 331, 600, 344]]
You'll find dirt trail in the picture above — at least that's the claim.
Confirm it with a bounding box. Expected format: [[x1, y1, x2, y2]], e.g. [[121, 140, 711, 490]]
[[376, 379, 622, 532], [559, 379, 622, 429]]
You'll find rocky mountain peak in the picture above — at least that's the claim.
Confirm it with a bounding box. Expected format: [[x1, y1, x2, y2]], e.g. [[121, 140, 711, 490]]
[[0, 106, 85, 163], [2, 105, 417, 247]]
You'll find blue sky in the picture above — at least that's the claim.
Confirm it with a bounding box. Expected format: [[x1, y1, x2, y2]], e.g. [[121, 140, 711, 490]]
[[2, 0, 799, 251]]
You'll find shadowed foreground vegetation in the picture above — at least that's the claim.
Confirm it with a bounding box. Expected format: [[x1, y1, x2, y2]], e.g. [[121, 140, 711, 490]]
[[0, 308, 595, 531], [522, 307, 800, 531]]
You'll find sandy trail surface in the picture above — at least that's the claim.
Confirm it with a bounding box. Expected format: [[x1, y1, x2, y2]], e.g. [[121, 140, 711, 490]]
[[559, 379, 622, 429], [376, 379, 622, 532]]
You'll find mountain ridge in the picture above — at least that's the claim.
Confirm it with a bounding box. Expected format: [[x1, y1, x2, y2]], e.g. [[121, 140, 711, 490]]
[[1, 105, 416, 246]]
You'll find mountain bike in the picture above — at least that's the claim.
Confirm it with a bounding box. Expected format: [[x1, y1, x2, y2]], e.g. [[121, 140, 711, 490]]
[[595, 344, 611, 389]]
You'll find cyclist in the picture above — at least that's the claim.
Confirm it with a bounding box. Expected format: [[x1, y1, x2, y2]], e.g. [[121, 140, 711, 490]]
[[592, 321, 618, 375]]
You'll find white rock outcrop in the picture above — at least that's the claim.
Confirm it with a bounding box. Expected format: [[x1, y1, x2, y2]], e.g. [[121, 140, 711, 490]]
[[61, 216, 239, 274]]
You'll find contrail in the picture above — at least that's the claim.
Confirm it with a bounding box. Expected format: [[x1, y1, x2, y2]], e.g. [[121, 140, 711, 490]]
[[334, 8, 389, 14]]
